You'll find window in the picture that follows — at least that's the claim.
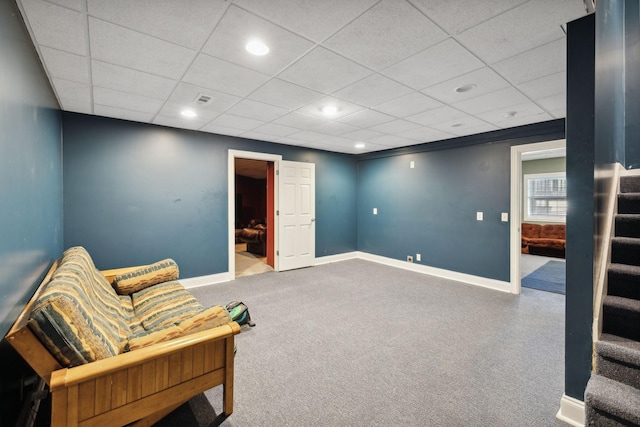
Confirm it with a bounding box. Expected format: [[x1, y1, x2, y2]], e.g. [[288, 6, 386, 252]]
[[524, 172, 567, 223]]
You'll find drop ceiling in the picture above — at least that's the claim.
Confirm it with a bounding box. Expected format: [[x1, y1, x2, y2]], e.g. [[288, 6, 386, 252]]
[[16, 0, 589, 154]]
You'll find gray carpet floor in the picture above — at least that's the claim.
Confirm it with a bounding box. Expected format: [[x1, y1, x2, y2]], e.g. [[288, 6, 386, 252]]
[[164, 259, 565, 427]]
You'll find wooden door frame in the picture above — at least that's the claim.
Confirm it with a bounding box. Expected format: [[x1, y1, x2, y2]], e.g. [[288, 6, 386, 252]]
[[228, 150, 282, 277]]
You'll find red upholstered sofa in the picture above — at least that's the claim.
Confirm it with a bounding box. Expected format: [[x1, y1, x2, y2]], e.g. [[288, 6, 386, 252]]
[[521, 223, 566, 258]]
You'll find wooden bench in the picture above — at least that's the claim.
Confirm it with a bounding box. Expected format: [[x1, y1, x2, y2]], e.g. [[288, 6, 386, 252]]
[[4, 247, 240, 426]]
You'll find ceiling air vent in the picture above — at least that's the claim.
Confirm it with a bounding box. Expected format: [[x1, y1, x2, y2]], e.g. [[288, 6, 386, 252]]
[[194, 93, 213, 105]]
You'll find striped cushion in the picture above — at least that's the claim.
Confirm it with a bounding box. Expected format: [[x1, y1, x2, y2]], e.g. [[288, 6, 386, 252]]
[[112, 259, 179, 295], [28, 246, 131, 367], [130, 281, 205, 331]]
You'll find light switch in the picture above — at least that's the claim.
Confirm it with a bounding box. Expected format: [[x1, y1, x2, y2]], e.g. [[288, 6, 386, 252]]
[[501, 212, 509, 222], [373, 208, 378, 215], [410, 161, 415, 169], [476, 212, 483, 221]]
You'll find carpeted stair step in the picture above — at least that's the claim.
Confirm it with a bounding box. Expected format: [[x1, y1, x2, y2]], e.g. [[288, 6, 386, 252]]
[[602, 295, 640, 341], [585, 373, 640, 426], [618, 193, 640, 214], [620, 175, 640, 194], [596, 333, 640, 389], [615, 214, 640, 238], [611, 237, 640, 266], [608, 263, 640, 300]]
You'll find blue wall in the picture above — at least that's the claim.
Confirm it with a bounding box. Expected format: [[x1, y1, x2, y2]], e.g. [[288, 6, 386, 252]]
[[357, 142, 511, 281], [0, 1, 63, 338], [62, 113, 357, 277]]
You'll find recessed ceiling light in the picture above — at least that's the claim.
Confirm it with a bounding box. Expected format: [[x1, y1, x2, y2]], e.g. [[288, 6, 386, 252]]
[[245, 39, 269, 56], [181, 109, 197, 118], [451, 123, 463, 128], [320, 105, 339, 115], [454, 84, 476, 93], [355, 142, 365, 149], [503, 111, 517, 118]]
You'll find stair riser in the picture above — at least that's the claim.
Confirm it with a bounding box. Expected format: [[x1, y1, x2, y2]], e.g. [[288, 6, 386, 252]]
[[620, 176, 640, 193], [596, 356, 640, 389], [585, 407, 634, 427], [615, 219, 640, 238], [607, 273, 640, 300], [602, 308, 640, 341], [611, 243, 640, 266], [618, 196, 640, 214]]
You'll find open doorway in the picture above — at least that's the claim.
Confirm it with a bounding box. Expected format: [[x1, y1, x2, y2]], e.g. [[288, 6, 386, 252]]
[[234, 158, 274, 278], [511, 140, 567, 294]]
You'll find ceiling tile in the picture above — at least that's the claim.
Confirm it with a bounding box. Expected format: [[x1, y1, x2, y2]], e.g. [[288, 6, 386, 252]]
[[382, 38, 484, 90], [92, 60, 176, 100], [156, 102, 221, 123], [477, 101, 549, 126], [456, 0, 585, 64], [240, 131, 280, 143], [493, 38, 566, 85], [20, 0, 86, 54], [182, 54, 271, 97], [429, 116, 496, 135], [341, 128, 387, 141], [405, 105, 469, 126], [517, 71, 566, 100], [409, 0, 529, 35], [59, 97, 91, 113], [373, 92, 443, 117], [226, 99, 289, 122], [87, 0, 226, 50], [312, 121, 360, 136], [48, 0, 84, 12], [94, 104, 155, 123], [52, 78, 91, 103], [200, 123, 245, 137], [421, 67, 511, 104], [89, 18, 195, 80], [338, 109, 396, 128], [332, 73, 413, 107], [209, 113, 265, 132], [167, 82, 241, 113], [370, 134, 419, 147], [537, 94, 566, 117], [252, 123, 299, 137], [495, 113, 554, 129], [272, 111, 328, 129], [153, 115, 210, 131], [288, 130, 329, 142], [453, 87, 530, 115], [297, 96, 364, 119], [324, 0, 447, 70], [39, 46, 90, 84], [277, 47, 372, 94], [93, 86, 164, 114], [370, 119, 422, 134], [202, 5, 314, 76], [247, 78, 324, 110], [232, 0, 379, 42], [395, 126, 455, 142]]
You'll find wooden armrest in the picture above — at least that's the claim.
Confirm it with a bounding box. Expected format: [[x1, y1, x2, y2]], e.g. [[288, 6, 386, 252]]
[[50, 322, 241, 389]]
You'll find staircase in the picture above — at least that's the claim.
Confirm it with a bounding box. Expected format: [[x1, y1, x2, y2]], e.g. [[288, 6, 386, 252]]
[[585, 175, 640, 426]]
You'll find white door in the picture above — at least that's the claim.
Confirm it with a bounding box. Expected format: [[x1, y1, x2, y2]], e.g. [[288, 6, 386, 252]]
[[278, 161, 315, 271]]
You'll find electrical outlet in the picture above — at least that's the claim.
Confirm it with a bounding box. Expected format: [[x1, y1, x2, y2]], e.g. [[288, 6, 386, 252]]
[[373, 207, 378, 215], [476, 212, 483, 221], [416, 253, 421, 262], [407, 255, 413, 263]]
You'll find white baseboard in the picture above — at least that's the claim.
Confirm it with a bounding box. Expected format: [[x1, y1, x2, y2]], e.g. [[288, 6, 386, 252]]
[[356, 251, 512, 293], [180, 272, 233, 289], [182, 251, 510, 293], [314, 251, 359, 265], [556, 394, 585, 427]]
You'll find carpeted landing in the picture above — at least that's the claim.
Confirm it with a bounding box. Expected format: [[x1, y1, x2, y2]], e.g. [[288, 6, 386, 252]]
[[159, 259, 565, 427]]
